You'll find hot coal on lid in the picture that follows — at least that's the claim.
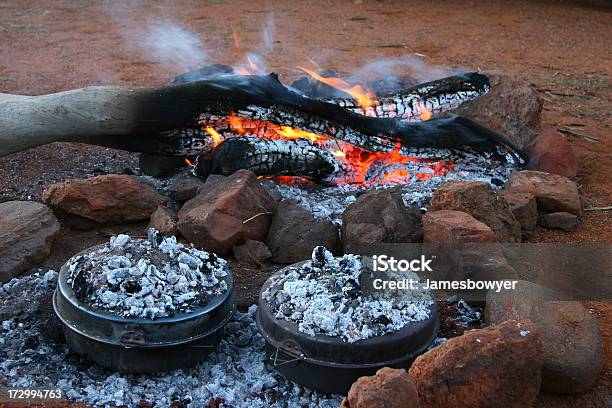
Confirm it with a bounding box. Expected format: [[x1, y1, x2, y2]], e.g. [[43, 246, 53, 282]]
[[66, 229, 229, 319], [262, 246, 433, 343]]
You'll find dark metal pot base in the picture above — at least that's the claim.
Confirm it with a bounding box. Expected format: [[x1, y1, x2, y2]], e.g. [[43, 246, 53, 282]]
[[256, 266, 439, 395], [53, 245, 235, 374]]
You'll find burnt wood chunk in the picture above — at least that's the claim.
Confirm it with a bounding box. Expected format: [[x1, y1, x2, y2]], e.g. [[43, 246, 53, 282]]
[[198, 137, 339, 183]]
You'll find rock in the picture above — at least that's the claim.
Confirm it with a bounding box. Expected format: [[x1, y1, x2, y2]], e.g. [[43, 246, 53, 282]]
[[526, 129, 577, 178], [138, 153, 184, 177], [538, 212, 579, 232], [499, 190, 538, 239], [504, 171, 582, 215], [342, 367, 420, 408], [429, 181, 521, 242], [177, 170, 277, 255], [168, 173, 206, 202], [232, 240, 272, 266], [0, 201, 60, 282], [267, 200, 339, 263], [451, 71, 543, 149], [148, 206, 178, 235], [260, 179, 283, 202], [422, 210, 516, 286], [42, 175, 166, 227], [485, 281, 603, 394], [422, 210, 497, 243], [342, 188, 422, 253], [409, 320, 542, 408]]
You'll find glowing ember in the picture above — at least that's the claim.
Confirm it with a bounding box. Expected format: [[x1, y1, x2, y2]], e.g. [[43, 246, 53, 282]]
[[203, 114, 454, 187], [184, 158, 194, 167], [227, 113, 246, 135], [297, 66, 377, 110]]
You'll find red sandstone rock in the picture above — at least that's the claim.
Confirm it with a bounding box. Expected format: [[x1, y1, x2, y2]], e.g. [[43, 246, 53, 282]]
[[526, 129, 577, 178], [422, 210, 497, 243], [451, 71, 543, 149], [267, 199, 339, 263], [341, 367, 420, 408], [42, 175, 165, 226], [538, 211, 579, 232], [177, 170, 277, 255], [232, 239, 272, 266], [429, 181, 521, 242], [499, 190, 538, 239], [504, 171, 582, 215], [342, 188, 422, 254], [409, 320, 543, 408], [422, 210, 516, 285], [485, 281, 603, 394], [168, 173, 206, 202], [148, 205, 178, 235], [0, 201, 60, 282]]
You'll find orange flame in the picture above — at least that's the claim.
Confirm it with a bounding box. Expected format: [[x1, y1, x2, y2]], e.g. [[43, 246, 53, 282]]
[[232, 27, 241, 49], [205, 127, 224, 148], [297, 66, 377, 110], [274, 126, 330, 144], [416, 101, 432, 121], [184, 158, 194, 167], [247, 56, 259, 72]]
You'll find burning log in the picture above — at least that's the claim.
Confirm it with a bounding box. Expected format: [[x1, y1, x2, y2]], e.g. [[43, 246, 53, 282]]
[[198, 137, 340, 184], [0, 72, 520, 159], [324, 71, 491, 120]]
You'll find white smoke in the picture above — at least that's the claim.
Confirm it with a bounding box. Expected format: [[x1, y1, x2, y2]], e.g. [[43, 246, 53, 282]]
[[233, 12, 276, 75], [140, 20, 208, 73], [346, 54, 453, 91]]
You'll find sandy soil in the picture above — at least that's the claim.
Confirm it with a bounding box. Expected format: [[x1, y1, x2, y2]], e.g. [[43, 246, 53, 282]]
[[0, 0, 610, 406]]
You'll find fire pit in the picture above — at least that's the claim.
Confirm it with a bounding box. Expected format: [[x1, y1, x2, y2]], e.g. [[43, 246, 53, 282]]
[[52, 230, 235, 373], [256, 247, 438, 394]]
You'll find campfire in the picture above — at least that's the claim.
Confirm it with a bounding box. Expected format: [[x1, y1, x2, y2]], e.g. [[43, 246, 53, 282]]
[[170, 70, 521, 190]]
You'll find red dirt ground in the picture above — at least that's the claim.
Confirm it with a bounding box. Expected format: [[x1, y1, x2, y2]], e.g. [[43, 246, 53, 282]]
[[0, 0, 610, 406]]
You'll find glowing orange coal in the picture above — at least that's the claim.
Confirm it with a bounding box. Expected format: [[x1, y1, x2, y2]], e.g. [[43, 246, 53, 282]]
[[297, 66, 377, 110], [332, 142, 455, 186]]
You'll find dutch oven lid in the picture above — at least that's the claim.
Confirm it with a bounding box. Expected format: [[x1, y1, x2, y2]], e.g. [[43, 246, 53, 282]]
[[54, 245, 235, 348], [256, 266, 439, 366]]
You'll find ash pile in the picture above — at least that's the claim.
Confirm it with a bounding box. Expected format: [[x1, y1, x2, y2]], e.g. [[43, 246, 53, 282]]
[[67, 229, 228, 319], [263, 246, 434, 342]]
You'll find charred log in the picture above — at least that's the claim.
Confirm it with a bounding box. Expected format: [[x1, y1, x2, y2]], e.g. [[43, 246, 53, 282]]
[[326, 72, 490, 120], [197, 137, 340, 183]]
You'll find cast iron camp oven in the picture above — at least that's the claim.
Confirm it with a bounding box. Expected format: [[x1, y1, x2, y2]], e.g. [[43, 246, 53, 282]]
[[256, 265, 439, 395], [53, 245, 235, 374]]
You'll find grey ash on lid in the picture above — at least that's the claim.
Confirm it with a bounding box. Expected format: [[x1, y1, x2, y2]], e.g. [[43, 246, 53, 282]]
[[262, 246, 434, 343], [66, 229, 229, 319]]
